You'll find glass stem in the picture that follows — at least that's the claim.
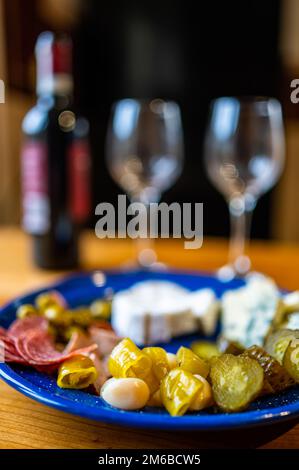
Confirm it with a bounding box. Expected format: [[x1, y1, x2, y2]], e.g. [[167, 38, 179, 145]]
[[228, 195, 254, 275], [131, 189, 160, 268]]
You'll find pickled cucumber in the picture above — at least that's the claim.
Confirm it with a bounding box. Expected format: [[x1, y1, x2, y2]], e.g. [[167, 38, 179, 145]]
[[217, 336, 245, 356], [264, 329, 299, 364], [283, 338, 299, 383], [242, 345, 294, 393], [210, 354, 264, 412], [266, 300, 299, 339]]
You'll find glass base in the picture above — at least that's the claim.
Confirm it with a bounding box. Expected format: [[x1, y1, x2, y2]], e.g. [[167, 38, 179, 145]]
[[121, 248, 168, 271], [217, 255, 251, 282]]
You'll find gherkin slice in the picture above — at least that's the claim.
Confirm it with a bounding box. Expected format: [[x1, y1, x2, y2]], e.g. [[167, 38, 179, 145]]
[[283, 338, 299, 383], [217, 337, 245, 356], [210, 354, 264, 412], [259, 379, 275, 397], [264, 329, 299, 364], [242, 345, 294, 393]]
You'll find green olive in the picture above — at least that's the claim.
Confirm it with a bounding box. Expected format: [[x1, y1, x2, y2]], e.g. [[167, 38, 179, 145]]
[[47, 324, 58, 339], [35, 292, 60, 311], [43, 305, 72, 327], [70, 308, 92, 327], [16, 304, 38, 319], [191, 340, 221, 361], [90, 299, 111, 320], [62, 325, 84, 342]]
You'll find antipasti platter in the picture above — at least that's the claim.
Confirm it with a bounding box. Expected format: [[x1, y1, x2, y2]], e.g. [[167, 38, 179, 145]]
[[0, 269, 299, 430]]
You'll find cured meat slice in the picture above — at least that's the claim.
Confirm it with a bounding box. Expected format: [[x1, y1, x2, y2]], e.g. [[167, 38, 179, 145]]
[[64, 330, 94, 354], [2, 351, 27, 364], [88, 351, 110, 394], [15, 329, 97, 366], [0, 326, 7, 336], [90, 320, 113, 331], [0, 335, 27, 364], [15, 330, 55, 364], [8, 316, 48, 339], [1, 314, 116, 381], [89, 326, 121, 357], [3, 336, 19, 354]]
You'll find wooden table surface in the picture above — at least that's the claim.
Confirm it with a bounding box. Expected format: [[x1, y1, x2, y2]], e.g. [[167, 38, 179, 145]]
[[0, 227, 299, 449]]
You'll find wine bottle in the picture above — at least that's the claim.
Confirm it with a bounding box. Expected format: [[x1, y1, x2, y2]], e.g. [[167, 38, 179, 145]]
[[21, 32, 91, 269]]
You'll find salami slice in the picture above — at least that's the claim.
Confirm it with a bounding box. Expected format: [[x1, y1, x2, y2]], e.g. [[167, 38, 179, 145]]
[[3, 351, 27, 364], [15, 329, 98, 366], [0, 335, 27, 364], [0, 326, 7, 336], [3, 336, 19, 354], [2, 311, 112, 377], [8, 316, 48, 339]]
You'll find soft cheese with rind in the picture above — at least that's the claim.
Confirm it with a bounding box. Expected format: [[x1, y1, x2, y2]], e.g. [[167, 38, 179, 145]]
[[111, 281, 218, 345], [188, 289, 219, 336]]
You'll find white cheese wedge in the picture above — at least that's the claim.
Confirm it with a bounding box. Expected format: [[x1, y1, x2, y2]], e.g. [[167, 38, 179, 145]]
[[111, 281, 218, 345], [188, 289, 219, 336], [283, 291, 299, 311], [221, 276, 280, 348]]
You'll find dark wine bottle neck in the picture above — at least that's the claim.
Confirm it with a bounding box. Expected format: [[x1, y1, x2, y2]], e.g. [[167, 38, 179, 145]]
[[37, 74, 73, 96], [37, 89, 73, 108]]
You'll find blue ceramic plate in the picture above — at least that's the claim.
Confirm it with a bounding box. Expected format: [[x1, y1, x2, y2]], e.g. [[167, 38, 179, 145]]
[[0, 270, 298, 430]]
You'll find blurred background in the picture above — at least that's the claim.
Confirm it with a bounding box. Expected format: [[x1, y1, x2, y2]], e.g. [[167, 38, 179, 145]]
[[0, 0, 299, 241]]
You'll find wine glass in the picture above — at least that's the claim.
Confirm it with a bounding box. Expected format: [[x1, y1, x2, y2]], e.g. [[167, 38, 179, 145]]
[[106, 98, 184, 268], [204, 96, 285, 280]]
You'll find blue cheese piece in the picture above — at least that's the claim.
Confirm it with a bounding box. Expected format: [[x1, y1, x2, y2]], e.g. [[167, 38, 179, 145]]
[[221, 276, 280, 348], [283, 291, 299, 329], [285, 314, 299, 330], [111, 281, 219, 345]]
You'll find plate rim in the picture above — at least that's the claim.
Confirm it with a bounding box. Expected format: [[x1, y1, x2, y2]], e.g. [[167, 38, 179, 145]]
[[0, 269, 298, 431]]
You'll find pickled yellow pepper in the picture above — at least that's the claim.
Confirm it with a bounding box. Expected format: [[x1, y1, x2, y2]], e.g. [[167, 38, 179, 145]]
[[57, 355, 98, 389], [142, 347, 171, 393], [108, 338, 152, 381], [142, 347, 170, 380], [161, 368, 203, 416], [177, 346, 210, 378]]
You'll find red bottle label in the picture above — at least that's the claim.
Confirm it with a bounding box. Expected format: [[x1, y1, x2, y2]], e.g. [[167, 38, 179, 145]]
[[21, 141, 50, 235], [68, 140, 91, 223]]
